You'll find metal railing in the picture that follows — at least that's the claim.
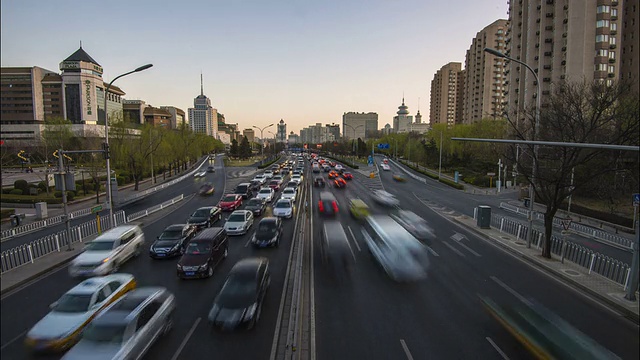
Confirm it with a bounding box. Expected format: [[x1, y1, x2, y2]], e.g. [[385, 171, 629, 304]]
[[0, 194, 185, 273], [1, 206, 97, 240]]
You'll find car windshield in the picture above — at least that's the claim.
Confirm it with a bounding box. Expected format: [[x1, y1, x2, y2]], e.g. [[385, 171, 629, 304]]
[[228, 214, 246, 222], [185, 241, 212, 254], [275, 201, 291, 208], [192, 209, 209, 217], [159, 229, 182, 239], [223, 195, 237, 202], [269, 181, 278, 185], [236, 186, 248, 192], [85, 240, 115, 251], [223, 276, 256, 297], [284, 189, 294, 194], [82, 323, 127, 343], [259, 189, 271, 194], [258, 222, 277, 234], [247, 199, 262, 206], [53, 293, 93, 313]]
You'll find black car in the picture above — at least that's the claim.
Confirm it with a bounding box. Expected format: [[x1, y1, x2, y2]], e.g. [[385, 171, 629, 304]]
[[245, 198, 267, 216], [207, 166, 216, 173], [314, 177, 326, 187], [208, 258, 271, 330], [177, 228, 228, 279], [251, 217, 283, 248], [199, 183, 215, 196], [234, 183, 253, 199], [249, 180, 262, 192], [150, 224, 196, 259], [187, 206, 222, 230]]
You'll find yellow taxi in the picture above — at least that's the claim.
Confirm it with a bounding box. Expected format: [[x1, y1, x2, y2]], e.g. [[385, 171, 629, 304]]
[[349, 199, 370, 220]]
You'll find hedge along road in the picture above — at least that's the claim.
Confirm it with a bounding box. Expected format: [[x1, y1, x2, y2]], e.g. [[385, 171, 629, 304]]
[[0, 156, 222, 252]]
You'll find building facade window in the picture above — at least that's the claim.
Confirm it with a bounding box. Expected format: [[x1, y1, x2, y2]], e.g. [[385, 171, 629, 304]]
[[597, 5, 610, 14], [596, 34, 609, 42], [597, 20, 610, 28]]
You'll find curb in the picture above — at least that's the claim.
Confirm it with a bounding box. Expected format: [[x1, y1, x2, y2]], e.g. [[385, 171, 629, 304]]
[[454, 217, 639, 324]]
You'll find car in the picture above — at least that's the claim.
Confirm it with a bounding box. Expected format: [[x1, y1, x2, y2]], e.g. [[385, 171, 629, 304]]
[[252, 174, 267, 184], [286, 180, 299, 189], [264, 170, 274, 179], [390, 210, 436, 244], [249, 180, 263, 192], [292, 170, 302, 177], [150, 224, 196, 259], [187, 206, 223, 230], [268, 180, 280, 191], [328, 170, 339, 179], [25, 274, 137, 353], [63, 287, 176, 360], [329, 162, 336, 167], [199, 182, 215, 196], [383, 158, 389, 164], [69, 226, 145, 277], [177, 228, 228, 279], [312, 164, 321, 173], [207, 166, 216, 173], [381, 163, 391, 171], [208, 258, 271, 330], [271, 167, 281, 175], [320, 220, 354, 279], [349, 199, 370, 220], [318, 191, 339, 217], [245, 198, 267, 216], [323, 165, 331, 172], [256, 187, 275, 202], [219, 194, 243, 211], [335, 164, 344, 171], [291, 174, 302, 184], [371, 190, 400, 207], [272, 175, 284, 184], [224, 210, 254, 235], [393, 173, 406, 182], [314, 177, 326, 187], [234, 183, 253, 199], [281, 187, 297, 202], [342, 172, 353, 180], [333, 177, 347, 188], [251, 217, 283, 248], [194, 170, 207, 177], [272, 199, 294, 219]]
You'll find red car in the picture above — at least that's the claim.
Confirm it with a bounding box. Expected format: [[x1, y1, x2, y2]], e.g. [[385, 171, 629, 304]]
[[333, 178, 347, 188], [342, 172, 353, 180], [268, 180, 280, 191], [328, 171, 339, 179], [219, 194, 243, 211]]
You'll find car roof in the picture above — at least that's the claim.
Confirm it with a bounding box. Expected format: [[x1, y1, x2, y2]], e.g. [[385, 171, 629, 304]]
[[320, 191, 336, 200], [193, 227, 224, 240], [231, 210, 251, 215], [230, 257, 267, 276], [94, 225, 139, 241], [165, 224, 187, 231], [96, 287, 167, 324], [283, 187, 295, 191], [259, 217, 278, 225], [67, 274, 130, 295], [196, 206, 215, 211], [259, 187, 272, 191], [237, 183, 250, 186]]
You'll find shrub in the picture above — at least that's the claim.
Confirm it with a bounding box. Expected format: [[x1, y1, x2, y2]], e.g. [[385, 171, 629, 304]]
[[54, 190, 63, 198], [14, 179, 29, 194], [37, 181, 48, 192], [66, 191, 75, 201], [258, 156, 281, 169], [76, 190, 85, 196], [439, 178, 464, 190], [9, 189, 23, 195], [0, 194, 62, 204], [1, 209, 15, 219], [116, 176, 125, 186]]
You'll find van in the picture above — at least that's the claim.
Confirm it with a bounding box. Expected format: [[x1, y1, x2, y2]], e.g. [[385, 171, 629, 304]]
[[234, 183, 252, 199], [177, 227, 228, 279]]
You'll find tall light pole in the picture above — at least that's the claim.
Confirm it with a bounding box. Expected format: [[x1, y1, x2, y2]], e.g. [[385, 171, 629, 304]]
[[104, 63, 153, 224], [253, 124, 274, 159], [343, 124, 364, 159], [485, 47, 541, 248], [438, 130, 443, 179], [268, 130, 277, 155]]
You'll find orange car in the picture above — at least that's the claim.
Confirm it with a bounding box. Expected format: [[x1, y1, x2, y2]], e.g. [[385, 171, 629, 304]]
[[333, 177, 347, 188], [328, 171, 339, 179]]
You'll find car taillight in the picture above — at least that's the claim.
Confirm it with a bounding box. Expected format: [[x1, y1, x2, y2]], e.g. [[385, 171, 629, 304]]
[[318, 200, 324, 212], [332, 201, 339, 213]]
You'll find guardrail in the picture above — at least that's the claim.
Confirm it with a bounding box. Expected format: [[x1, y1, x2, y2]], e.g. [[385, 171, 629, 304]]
[[499, 202, 632, 249], [484, 211, 631, 288], [0, 194, 185, 274], [1, 206, 97, 241]]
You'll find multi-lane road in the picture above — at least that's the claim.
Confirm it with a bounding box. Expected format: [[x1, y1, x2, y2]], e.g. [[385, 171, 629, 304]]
[[0, 155, 637, 360]]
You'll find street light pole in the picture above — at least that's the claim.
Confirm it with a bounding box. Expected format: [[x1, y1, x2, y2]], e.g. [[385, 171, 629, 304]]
[[253, 124, 274, 160], [485, 47, 541, 248], [438, 131, 443, 179], [104, 63, 153, 226]]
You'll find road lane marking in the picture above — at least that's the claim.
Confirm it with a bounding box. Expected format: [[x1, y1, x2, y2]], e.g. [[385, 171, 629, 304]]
[[341, 226, 357, 262], [171, 317, 201, 360], [244, 236, 252, 247], [346, 225, 362, 252], [490, 276, 533, 307], [399, 339, 415, 360], [310, 206, 317, 360], [443, 241, 466, 257], [424, 245, 439, 257], [486, 337, 510, 360], [455, 241, 482, 257], [0, 330, 26, 351]]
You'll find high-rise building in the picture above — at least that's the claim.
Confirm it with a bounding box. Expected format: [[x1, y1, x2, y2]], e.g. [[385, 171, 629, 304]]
[[188, 74, 217, 137], [393, 98, 414, 133], [288, 131, 300, 144], [326, 123, 340, 140], [620, 0, 639, 93], [464, 19, 509, 123], [506, 0, 630, 116], [160, 106, 187, 129], [429, 62, 464, 126], [243, 128, 255, 143], [342, 112, 378, 139], [277, 119, 287, 143], [1, 66, 63, 124]]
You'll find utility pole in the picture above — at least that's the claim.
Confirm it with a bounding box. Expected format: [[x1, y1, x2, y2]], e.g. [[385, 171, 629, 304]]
[[438, 131, 443, 179], [58, 149, 73, 251], [497, 159, 502, 192], [567, 167, 575, 216]]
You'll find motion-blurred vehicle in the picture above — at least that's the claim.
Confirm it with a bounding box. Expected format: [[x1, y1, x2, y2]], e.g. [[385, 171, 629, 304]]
[[208, 258, 271, 330], [245, 198, 267, 216], [150, 224, 196, 259], [349, 199, 370, 220], [25, 274, 136, 353], [318, 192, 339, 217], [199, 182, 215, 196], [371, 190, 400, 207], [251, 217, 283, 248], [323, 165, 331, 172], [314, 177, 326, 187], [252, 174, 267, 184], [177, 228, 228, 279], [281, 187, 297, 202], [342, 172, 353, 180], [312, 163, 321, 173], [320, 220, 353, 280], [207, 166, 216, 173], [381, 163, 391, 171], [234, 183, 253, 199], [270, 166, 281, 175], [264, 170, 274, 179], [328, 170, 339, 179], [383, 158, 389, 164], [224, 210, 254, 235], [333, 177, 347, 188], [361, 215, 430, 282], [272, 199, 294, 218], [390, 210, 435, 244], [392, 173, 406, 182], [266, 180, 279, 191], [62, 287, 176, 360], [194, 170, 207, 177], [329, 161, 336, 167], [69, 225, 144, 277], [219, 194, 243, 212], [187, 206, 222, 230], [257, 187, 275, 202]]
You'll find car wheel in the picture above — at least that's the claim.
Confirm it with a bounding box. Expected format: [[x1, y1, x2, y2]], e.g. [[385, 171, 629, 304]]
[[206, 220, 211, 228], [163, 313, 174, 335], [207, 265, 214, 278]]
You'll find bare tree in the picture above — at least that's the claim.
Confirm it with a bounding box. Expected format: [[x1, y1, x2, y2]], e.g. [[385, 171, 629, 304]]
[[506, 80, 639, 258], [121, 124, 164, 190]]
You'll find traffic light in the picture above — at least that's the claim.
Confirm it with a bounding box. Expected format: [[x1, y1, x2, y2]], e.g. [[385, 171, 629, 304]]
[[102, 142, 110, 159]]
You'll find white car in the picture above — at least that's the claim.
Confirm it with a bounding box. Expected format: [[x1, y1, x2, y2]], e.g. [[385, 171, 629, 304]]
[[256, 187, 275, 202], [381, 163, 391, 171], [194, 170, 207, 177], [273, 175, 284, 184], [335, 164, 343, 171], [272, 199, 294, 219], [252, 174, 267, 184], [224, 210, 254, 235], [281, 187, 297, 202], [371, 190, 400, 207], [264, 170, 274, 179], [291, 175, 302, 184], [25, 274, 137, 353], [69, 225, 144, 277]]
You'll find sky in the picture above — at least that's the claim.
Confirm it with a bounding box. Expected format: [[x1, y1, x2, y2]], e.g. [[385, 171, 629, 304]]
[[1, 0, 508, 135]]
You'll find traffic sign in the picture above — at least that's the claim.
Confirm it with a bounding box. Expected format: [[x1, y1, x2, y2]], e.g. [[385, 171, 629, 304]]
[[91, 205, 103, 214], [633, 193, 640, 207], [377, 143, 390, 149], [487, 172, 496, 176]]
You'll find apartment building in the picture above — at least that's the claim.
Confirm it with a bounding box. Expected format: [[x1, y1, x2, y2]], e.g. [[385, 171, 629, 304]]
[[342, 112, 378, 139], [243, 128, 255, 143], [160, 106, 187, 129], [429, 62, 464, 126], [620, 0, 639, 93]]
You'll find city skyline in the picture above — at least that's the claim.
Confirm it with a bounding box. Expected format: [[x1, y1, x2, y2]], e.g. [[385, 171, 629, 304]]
[[1, 0, 507, 135]]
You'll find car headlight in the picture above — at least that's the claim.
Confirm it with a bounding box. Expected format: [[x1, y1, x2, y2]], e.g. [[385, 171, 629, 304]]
[[102, 257, 110, 263], [199, 263, 209, 270], [251, 235, 257, 243], [177, 264, 182, 270], [243, 302, 257, 321]]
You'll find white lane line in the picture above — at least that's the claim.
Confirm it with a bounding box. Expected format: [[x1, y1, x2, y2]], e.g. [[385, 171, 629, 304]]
[[443, 241, 466, 257], [310, 207, 317, 360], [490, 276, 533, 307], [399, 339, 415, 360], [486, 337, 510, 360], [0, 330, 27, 351], [342, 226, 357, 262], [455, 241, 482, 257], [424, 245, 439, 257], [346, 225, 362, 252], [171, 317, 201, 360], [244, 236, 252, 247]]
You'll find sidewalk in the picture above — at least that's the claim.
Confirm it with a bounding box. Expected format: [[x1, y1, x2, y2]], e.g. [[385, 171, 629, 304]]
[[454, 214, 639, 322]]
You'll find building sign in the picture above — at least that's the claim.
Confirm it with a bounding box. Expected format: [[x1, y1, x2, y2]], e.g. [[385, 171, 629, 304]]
[[93, 65, 104, 74], [60, 61, 80, 70], [85, 80, 92, 115]]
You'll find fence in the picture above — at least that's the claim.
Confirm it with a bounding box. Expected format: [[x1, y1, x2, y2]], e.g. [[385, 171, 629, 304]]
[[0, 194, 185, 273], [486, 211, 631, 289], [499, 202, 632, 249], [1, 206, 96, 240]]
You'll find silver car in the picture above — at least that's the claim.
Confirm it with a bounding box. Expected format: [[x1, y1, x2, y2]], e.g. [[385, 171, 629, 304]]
[[371, 190, 400, 207], [62, 287, 175, 360], [390, 210, 435, 243], [224, 210, 254, 235]]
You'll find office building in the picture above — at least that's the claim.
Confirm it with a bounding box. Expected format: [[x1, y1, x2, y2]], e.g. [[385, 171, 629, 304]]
[[326, 123, 340, 139], [160, 106, 187, 129], [143, 106, 171, 127], [393, 98, 414, 133], [464, 19, 509, 123], [342, 112, 378, 139], [277, 119, 287, 143], [243, 128, 255, 143], [299, 123, 336, 144], [123, 100, 147, 124], [1, 66, 62, 124], [188, 74, 217, 137], [429, 62, 464, 126], [288, 131, 300, 144], [620, 0, 639, 93], [381, 123, 393, 135]]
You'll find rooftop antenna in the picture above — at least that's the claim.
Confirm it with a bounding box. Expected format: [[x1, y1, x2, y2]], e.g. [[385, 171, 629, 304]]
[[80, 40, 82, 48], [200, 72, 203, 96]]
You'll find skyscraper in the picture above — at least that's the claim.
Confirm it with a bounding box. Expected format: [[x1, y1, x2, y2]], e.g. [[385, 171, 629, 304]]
[[429, 62, 464, 126], [188, 74, 217, 137]]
